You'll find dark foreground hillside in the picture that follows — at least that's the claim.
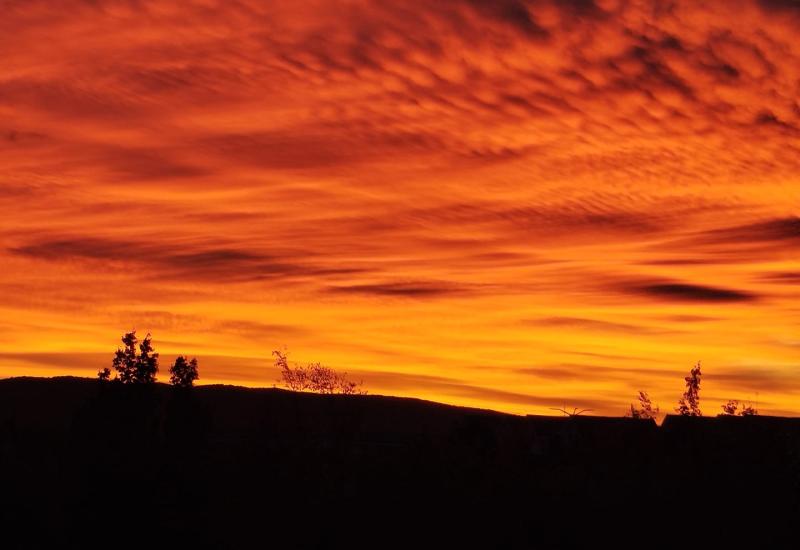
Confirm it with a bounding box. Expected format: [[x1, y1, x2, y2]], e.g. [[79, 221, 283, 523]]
[[1, 377, 799, 548]]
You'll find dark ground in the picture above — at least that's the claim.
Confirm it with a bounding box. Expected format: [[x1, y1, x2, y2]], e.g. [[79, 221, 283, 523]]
[[1, 376, 799, 548]]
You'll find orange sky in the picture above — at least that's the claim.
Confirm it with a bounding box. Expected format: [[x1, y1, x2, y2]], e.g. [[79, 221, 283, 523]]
[[1, 0, 799, 416]]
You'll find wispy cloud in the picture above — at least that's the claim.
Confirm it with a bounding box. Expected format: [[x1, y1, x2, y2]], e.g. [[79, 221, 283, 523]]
[[327, 281, 473, 298], [9, 236, 370, 284], [525, 316, 677, 335]]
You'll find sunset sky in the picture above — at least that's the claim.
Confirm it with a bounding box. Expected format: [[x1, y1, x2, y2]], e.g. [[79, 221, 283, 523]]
[[1, 0, 798, 416]]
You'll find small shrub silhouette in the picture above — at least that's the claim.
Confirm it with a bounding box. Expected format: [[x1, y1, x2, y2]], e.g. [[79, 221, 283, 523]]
[[721, 400, 739, 415], [720, 400, 758, 416], [627, 391, 659, 420], [108, 330, 159, 384], [170, 356, 199, 387], [676, 361, 702, 416], [740, 403, 758, 416], [274, 349, 365, 395]]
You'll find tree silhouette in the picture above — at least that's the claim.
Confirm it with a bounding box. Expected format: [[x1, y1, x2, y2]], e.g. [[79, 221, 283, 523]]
[[721, 399, 759, 416], [274, 350, 308, 391], [676, 361, 702, 416], [740, 403, 758, 416], [170, 356, 199, 387], [721, 400, 739, 415], [97, 367, 111, 382], [627, 391, 659, 420], [110, 331, 159, 384], [274, 349, 365, 395]]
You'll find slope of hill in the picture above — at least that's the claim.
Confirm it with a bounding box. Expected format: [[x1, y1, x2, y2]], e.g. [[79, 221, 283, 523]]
[[1, 376, 799, 548]]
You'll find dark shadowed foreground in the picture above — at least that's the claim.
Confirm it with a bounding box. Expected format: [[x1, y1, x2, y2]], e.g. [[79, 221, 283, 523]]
[[1, 377, 799, 548]]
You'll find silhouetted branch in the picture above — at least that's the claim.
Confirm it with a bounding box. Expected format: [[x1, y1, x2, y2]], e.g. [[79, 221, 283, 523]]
[[274, 349, 366, 395], [550, 407, 592, 417]]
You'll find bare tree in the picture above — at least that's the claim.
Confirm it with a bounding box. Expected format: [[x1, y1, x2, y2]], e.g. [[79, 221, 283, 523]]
[[627, 391, 659, 420], [274, 350, 309, 391], [676, 361, 702, 416], [274, 349, 366, 395]]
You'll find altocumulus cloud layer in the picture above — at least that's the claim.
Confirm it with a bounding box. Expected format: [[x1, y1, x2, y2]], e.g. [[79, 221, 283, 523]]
[[1, 0, 799, 415]]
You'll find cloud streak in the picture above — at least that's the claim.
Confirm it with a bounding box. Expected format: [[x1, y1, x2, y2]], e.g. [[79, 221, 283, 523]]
[[9, 236, 369, 284], [630, 282, 758, 303]]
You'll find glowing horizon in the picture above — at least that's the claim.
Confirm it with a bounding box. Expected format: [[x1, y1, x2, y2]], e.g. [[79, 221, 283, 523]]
[[1, 0, 798, 416]]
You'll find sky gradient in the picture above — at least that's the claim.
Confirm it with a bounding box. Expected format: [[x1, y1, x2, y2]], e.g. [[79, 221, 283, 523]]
[[1, 0, 799, 416]]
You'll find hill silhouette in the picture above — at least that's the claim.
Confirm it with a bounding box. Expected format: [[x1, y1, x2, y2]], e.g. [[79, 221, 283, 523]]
[[1, 376, 799, 548]]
